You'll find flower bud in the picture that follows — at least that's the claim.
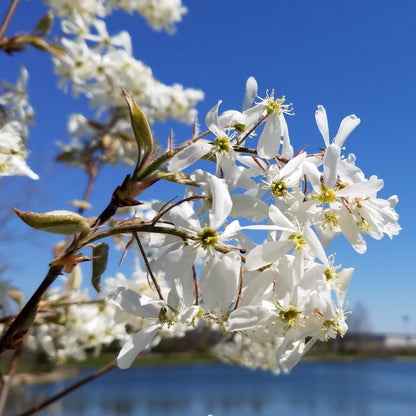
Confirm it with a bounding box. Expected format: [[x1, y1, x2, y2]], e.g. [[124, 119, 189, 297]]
[[12, 208, 91, 237]]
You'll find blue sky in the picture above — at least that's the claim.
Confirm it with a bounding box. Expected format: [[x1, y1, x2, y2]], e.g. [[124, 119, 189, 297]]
[[1, 0, 415, 334]]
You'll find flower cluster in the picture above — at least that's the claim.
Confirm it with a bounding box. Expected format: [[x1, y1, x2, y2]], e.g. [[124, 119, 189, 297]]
[[49, 4, 203, 169], [45, 0, 188, 33], [105, 78, 400, 372], [0, 67, 38, 180]]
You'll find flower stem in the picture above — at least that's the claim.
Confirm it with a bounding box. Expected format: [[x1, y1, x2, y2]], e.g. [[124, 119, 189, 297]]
[[133, 232, 164, 301], [0, 0, 20, 41]]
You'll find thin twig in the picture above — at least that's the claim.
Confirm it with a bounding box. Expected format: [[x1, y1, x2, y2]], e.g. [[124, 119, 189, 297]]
[[0, 343, 23, 414], [16, 360, 117, 416], [0, 0, 20, 41], [239, 114, 268, 145], [233, 266, 244, 311], [192, 264, 199, 305], [133, 232, 164, 301], [151, 194, 202, 226]]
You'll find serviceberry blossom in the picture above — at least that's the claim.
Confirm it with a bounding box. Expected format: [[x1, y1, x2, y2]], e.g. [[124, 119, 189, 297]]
[[49, 7, 203, 170], [103, 77, 400, 374]]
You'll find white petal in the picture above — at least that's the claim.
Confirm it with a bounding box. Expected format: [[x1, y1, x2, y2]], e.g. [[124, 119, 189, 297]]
[[303, 161, 322, 193], [208, 175, 232, 230], [333, 115, 360, 147], [245, 240, 293, 271], [157, 200, 200, 231], [257, 112, 282, 159], [117, 324, 159, 369], [200, 252, 240, 313], [303, 227, 328, 265], [225, 306, 274, 332], [218, 110, 245, 130], [205, 100, 222, 130], [240, 269, 276, 307], [337, 176, 384, 199], [242, 76, 258, 111], [168, 141, 212, 172], [150, 244, 197, 282], [338, 155, 365, 183], [323, 144, 340, 189], [281, 121, 294, 159], [338, 206, 367, 253], [315, 105, 330, 147], [108, 287, 162, 318], [269, 205, 296, 232], [177, 305, 200, 325], [230, 194, 269, 222], [280, 152, 306, 178], [221, 157, 256, 190]]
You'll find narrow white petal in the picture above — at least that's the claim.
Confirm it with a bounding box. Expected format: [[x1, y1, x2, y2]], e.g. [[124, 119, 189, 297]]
[[242, 76, 258, 111], [303, 161, 322, 193], [245, 240, 293, 271], [150, 244, 197, 281], [209, 175, 232, 229], [225, 306, 274, 332], [337, 176, 384, 199], [281, 121, 294, 158], [333, 115, 360, 147], [257, 113, 282, 159], [303, 227, 328, 265], [280, 152, 306, 178], [338, 206, 367, 253], [218, 110, 245, 130], [117, 324, 159, 369], [168, 141, 212, 172], [200, 252, 240, 313], [269, 205, 296, 231], [231, 194, 269, 222], [108, 287, 162, 318], [323, 144, 340, 189], [315, 105, 330, 147], [205, 100, 222, 129]]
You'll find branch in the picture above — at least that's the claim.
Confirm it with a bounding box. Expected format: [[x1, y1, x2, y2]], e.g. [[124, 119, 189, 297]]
[[0, 264, 64, 354], [16, 360, 117, 416]]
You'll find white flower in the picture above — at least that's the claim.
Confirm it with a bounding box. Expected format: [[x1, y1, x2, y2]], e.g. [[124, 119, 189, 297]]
[[244, 90, 293, 159]]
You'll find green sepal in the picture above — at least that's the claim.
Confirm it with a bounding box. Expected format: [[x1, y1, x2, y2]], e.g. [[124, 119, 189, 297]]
[[156, 168, 198, 187], [33, 10, 54, 37], [123, 90, 153, 180], [91, 243, 109, 293]]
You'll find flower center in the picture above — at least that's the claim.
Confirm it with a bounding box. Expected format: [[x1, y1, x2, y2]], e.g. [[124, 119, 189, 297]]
[[289, 232, 306, 250], [197, 227, 219, 250], [312, 183, 337, 205], [323, 212, 338, 229], [214, 136, 232, 154], [270, 179, 288, 198], [279, 305, 300, 328]]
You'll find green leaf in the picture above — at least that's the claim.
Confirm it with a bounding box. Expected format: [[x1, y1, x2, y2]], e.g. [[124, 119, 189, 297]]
[[33, 10, 54, 37], [156, 168, 198, 186], [123, 90, 153, 180], [12, 208, 91, 237], [91, 243, 109, 293]]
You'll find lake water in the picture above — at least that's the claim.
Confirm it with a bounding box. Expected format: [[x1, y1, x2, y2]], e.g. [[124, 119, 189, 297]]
[[8, 360, 416, 416]]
